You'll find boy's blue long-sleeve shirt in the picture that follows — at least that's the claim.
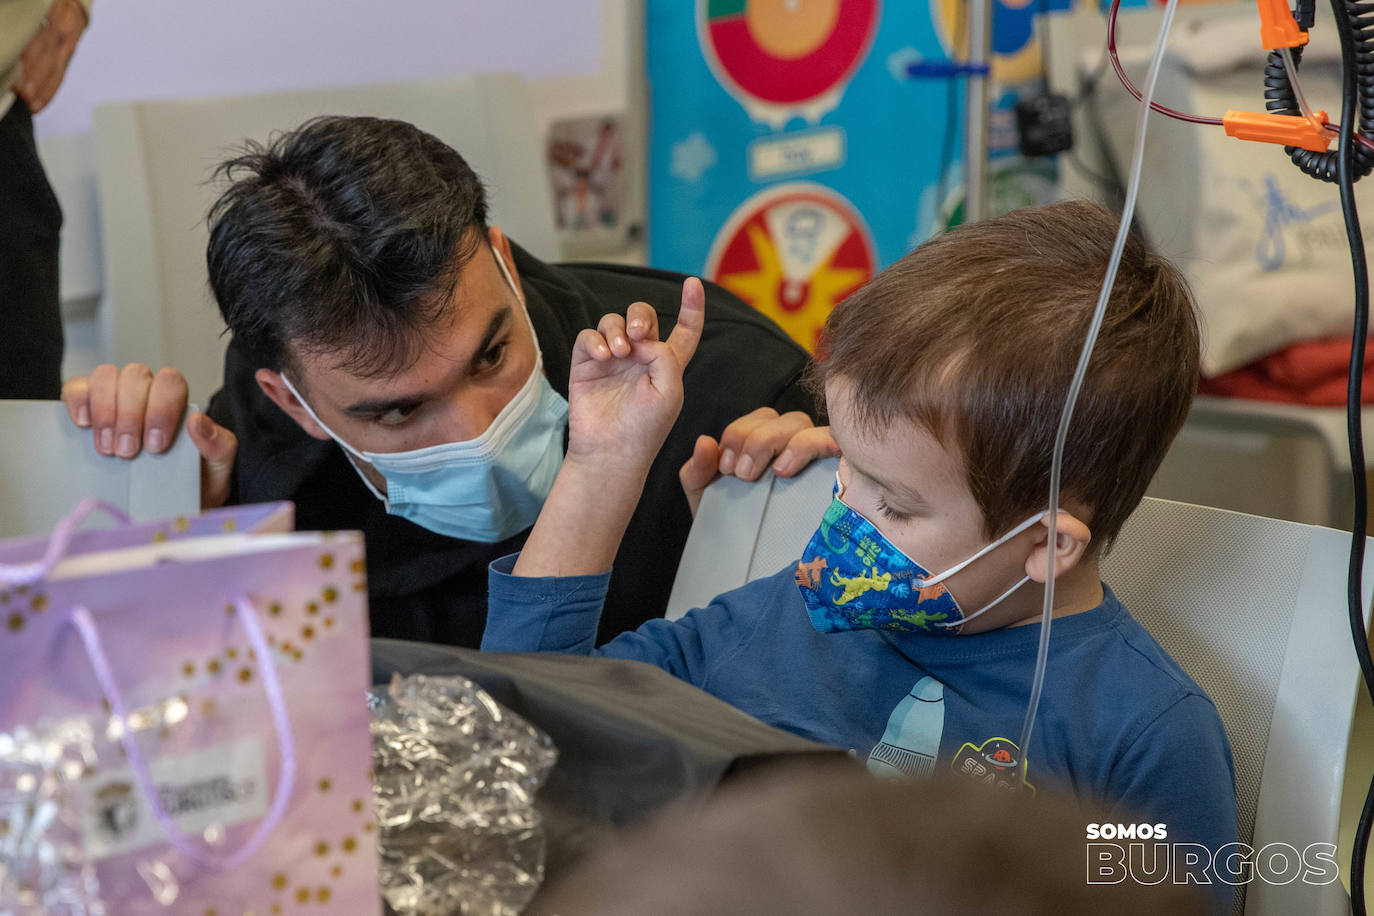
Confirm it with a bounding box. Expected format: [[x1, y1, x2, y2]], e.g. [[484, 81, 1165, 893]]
[[484, 558, 1239, 910]]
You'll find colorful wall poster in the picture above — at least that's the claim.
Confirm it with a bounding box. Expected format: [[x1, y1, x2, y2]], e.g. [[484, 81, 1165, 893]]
[[648, 0, 1073, 351], [547, 114, 633, 258]]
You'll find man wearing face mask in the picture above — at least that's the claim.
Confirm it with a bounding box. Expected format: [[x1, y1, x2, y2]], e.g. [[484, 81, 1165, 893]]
[[61, 116, 832, 647]]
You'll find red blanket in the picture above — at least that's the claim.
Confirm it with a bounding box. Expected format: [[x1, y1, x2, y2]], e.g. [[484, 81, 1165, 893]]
[[1200, 336, 1374, 405]]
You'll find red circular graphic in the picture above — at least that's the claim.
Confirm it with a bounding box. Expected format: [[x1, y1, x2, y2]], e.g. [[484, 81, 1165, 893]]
[[699, 0, 881, 109]]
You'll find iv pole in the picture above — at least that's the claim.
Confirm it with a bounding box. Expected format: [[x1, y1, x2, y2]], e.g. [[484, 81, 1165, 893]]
[[964, 0, 994, 222]]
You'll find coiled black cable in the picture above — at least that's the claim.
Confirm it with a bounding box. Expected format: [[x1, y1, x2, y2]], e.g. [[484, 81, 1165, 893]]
[[1262, 0, 1374, 183]]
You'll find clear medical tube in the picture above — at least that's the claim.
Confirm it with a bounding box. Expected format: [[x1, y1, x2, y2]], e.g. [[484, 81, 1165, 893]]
[[1015, 0, 1183, 762], [1281, 45, 1324, 128]]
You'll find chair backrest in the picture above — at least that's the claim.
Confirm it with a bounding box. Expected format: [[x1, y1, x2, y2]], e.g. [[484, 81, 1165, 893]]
[[93, 72, 556, 402], [0, 401, 199, 539], [667, 458, 1368, 915], [666, 457, 838, 621]]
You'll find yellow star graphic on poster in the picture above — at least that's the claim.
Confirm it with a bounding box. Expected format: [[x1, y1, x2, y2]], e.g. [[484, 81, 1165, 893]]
[[707, 183, 876, 352], [720, 226, 868, 351]]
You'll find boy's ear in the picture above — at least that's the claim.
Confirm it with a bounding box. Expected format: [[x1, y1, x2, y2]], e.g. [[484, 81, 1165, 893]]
[[1024, 511, 1093, 583]]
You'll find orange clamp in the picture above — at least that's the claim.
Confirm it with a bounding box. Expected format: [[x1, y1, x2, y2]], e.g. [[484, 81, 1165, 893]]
[[1257, 0, 1309, 48], [1222, 110, 1334, 151]]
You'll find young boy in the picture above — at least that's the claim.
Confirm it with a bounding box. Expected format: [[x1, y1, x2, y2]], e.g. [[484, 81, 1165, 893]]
[[483, 201, 1238, 908]]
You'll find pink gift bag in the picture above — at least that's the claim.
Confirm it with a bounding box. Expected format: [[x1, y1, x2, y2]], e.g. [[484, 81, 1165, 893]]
[[0, 501, 381, 915]]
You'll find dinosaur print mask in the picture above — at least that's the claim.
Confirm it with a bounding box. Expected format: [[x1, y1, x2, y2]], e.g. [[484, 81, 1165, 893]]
[[794, 474, 1043, 635]]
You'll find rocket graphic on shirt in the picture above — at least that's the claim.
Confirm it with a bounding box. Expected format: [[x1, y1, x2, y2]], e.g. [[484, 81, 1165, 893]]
[[867, 676, 946, 778]]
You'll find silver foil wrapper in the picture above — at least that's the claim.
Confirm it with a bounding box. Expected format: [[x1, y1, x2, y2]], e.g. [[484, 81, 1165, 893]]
[[0, 702, 188, 915], [369, 673, 557, 916]]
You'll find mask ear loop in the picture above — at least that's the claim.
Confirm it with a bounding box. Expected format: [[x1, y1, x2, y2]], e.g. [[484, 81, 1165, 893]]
[[914, 512, 1046, 590], [278, 375, 389, 506], [491, 245, 546, 358], [491, 246, 523, 305], [923, 513, 1044, 629], [933, 574, 1031, 629]]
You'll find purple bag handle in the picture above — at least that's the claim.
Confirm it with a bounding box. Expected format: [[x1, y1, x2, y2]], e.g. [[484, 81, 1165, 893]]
[[68, 594, 298, 871], [0, 499, 132, 588]]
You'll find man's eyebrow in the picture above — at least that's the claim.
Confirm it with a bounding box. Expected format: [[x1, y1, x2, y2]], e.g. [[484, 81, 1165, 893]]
[[341, 308, 511, 416], [342, 392, 431, 418]]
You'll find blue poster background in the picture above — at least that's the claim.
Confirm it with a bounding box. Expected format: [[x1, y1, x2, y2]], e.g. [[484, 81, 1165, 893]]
[[648, 1, 949, 276], [647, 0, 1078, 341]]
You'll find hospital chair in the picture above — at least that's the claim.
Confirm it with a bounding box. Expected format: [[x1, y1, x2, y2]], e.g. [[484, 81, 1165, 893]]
[[92, 72, 557, 403], [666, 456, 1373, 915], [0, 401, 199, 540], [1151, 395, 1374, 531]]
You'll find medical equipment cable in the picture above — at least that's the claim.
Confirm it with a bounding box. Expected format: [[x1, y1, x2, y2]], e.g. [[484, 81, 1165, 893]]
[[1064, 141, 1124, 198], [1016, 0, 1181, 765], [1097, 0, 1374, 899], [1109, 0, 1374, 154], [1329, 0, 1374, 906], [1106, 0, 1222, 125], [1065, 71, 1127, 198], [1262, 1, 1374, 181]]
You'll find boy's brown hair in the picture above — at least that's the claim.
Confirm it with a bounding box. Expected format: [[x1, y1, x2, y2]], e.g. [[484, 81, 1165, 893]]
[[815, 200, 1200, 552]]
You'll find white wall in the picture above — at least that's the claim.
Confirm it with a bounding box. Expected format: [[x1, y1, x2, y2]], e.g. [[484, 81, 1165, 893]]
[[31, 0, 640, 378], [34, 0, 605, 139]]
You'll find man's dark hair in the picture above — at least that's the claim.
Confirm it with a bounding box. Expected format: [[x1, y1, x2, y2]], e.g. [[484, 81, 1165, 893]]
[[206, 115, 490, 379]]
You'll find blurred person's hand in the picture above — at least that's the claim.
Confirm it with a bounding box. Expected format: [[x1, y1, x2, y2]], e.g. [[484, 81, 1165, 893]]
[[62, 364, 238, 509], [15, 0, 88, 115]]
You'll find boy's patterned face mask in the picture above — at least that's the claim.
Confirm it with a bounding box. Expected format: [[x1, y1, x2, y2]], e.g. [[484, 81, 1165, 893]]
[[794, 474, 1043, 635]]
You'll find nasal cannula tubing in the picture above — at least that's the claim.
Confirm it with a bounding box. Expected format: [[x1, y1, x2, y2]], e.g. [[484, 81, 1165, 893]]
[[1014, 0, 1182, 765]]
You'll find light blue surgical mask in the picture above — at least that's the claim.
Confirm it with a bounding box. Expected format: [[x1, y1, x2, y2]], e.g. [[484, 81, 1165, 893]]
[[282, 252, 569, 543]]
